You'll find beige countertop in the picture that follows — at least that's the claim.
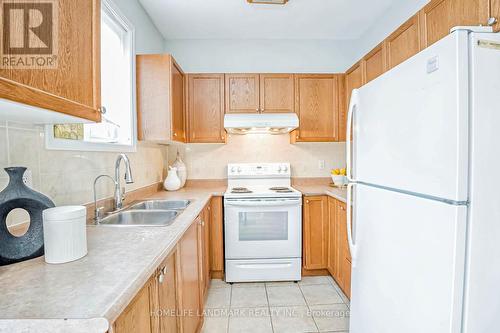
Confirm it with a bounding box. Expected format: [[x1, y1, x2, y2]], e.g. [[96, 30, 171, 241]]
[[0, 186, 225, 333], [293, 184, 347, 203], [0, 183, 344, 332]]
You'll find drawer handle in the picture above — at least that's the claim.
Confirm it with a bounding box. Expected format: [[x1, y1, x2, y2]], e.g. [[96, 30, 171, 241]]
[[98, 106, 107, 114]]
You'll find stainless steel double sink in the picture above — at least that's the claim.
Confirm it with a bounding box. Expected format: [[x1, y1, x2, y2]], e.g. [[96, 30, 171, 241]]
[[97, 200, 191, 227]]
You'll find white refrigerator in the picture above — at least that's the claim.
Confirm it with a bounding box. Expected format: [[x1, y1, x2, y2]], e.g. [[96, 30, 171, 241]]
[[346, 28, 500, 333]]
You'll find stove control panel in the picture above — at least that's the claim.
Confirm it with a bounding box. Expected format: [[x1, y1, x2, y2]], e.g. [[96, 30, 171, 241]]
[[227, 163, 291, 178]]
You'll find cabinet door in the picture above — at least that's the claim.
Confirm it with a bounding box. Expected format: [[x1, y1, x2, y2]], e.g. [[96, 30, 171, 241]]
[[419, 0, 490, 48], [209, 196, 224, 278], [493, 0, 500, 32], [114, 276, 155, 333], [158, 252, 178, 333], [386, 14, 421, 70], [342, 258, 352, 298], [137, 54, 186, 142], [171, 60, 186, 142], [225, 74, 260, 113], [303, 196, 329, 270], [259, 74, 294, 113], [177, 223, 201, 333], [363, 43, 386, 84], [327, 197, 339, 278], [187, 74, 226, 143], [0, 0, 101, 122], [336, 200, 351, 297], [199, 207, 211, 299], [293, 75, 339, 142], [340, 63, 363, 142]]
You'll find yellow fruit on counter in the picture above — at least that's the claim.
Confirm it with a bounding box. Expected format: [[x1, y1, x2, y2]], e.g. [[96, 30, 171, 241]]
[[340, 168, 346, 176], [332, 169, 340, 175]]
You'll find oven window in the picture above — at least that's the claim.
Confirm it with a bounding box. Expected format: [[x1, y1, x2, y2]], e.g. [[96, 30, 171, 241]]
[[238, 212, 288, 241]]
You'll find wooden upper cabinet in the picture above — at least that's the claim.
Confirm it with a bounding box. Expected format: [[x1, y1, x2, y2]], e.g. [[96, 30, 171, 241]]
[[177, 222, 202, 333], [303, 196, 329, 270], [419, 0, 490, 48], [340, 63, 363, 142], [0, 0, 101, 122], [187, 74, 226, 143], [363, 42, 387, 84], [259, 74, 295, 113], [386, 14, 421, 70], [137, 54, 186, 143], [292, 74, 340, 142], [171, 61, 186, 142], [114, 275, 156, 333], [225, 74, 260, 113]]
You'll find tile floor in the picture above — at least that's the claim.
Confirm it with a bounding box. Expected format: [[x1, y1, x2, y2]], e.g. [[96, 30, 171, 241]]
[[201, 276, 350, 333]]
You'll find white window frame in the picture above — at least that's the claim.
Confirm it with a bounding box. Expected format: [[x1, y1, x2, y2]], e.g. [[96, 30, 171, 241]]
[[45, 0, 137, 152]]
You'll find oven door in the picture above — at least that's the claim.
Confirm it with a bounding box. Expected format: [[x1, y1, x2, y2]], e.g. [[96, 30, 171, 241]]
[[224, 197, 302, 259]]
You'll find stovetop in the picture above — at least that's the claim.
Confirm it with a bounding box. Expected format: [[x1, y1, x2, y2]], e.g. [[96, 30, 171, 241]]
[[224, 185, 302, 199], [225, 163, 301, 199]]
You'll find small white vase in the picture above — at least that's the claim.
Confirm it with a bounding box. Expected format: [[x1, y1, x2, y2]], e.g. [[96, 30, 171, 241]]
[[172, 151, 187, 188], [164, 166, 181, 191]]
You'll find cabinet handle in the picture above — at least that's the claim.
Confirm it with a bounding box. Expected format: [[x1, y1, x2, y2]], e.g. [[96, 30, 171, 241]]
[[488, 17, 498, 26], [306, 200, 310, 204], [98, 106, 107, 114], [162, 266, 168, 275], [158, 273, 164, 284], [173, 132, 178, 137]]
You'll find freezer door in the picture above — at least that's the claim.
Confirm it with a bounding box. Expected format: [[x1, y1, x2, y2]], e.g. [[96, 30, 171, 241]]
[[353, 31, 469, 202], [349, 184, 467, 333]]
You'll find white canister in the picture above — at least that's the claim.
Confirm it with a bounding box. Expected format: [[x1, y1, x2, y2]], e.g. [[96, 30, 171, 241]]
[[42, 206, 88, 264]]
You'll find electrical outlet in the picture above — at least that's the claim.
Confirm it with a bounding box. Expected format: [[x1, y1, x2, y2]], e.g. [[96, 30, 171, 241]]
[[23, 169, 33, 188], [318, 160, 325, 170]]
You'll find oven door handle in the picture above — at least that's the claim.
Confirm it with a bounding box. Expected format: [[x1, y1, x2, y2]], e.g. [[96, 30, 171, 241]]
[[225, 200, 301, 207]]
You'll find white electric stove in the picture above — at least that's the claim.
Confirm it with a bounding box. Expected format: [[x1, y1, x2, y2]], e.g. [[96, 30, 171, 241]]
[[224, 163, 302, 283]]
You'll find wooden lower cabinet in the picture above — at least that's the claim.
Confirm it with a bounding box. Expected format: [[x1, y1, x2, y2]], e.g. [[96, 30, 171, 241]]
[[323, 196, 352, 299], [198, 206, 211, 307], [209, 196, 224, 278], [114, 275, 157, 333], [178, 222, 203, 333], [157, 252, 178, 333], [303, 196, 329, 270], [327, 197, 339, 278]]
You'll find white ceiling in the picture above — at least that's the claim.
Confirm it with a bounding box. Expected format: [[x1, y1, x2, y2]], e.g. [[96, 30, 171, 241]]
[[138, 0, 408, 40]]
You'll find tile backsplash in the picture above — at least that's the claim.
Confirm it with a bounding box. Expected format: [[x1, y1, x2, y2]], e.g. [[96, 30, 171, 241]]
[[0, 121, 168, 225], [168, 134, 346, 180]]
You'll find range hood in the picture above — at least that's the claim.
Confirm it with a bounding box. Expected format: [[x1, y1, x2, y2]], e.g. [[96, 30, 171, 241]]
[[224, 113, 299, 135]]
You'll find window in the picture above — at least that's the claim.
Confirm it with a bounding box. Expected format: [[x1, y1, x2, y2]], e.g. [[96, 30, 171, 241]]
[[45, 0, 136, 152]]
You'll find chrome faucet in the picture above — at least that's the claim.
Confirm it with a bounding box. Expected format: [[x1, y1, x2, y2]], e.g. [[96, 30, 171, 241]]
[[93, 154, 134, 223], [114, 154, 134, 210]]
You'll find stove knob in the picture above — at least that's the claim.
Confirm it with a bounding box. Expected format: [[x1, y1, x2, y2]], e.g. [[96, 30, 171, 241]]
[[282, 165, 288, 172], [277, 166, 282, 173], [237, 167, 242, 173], [230, 167, 236, 173]]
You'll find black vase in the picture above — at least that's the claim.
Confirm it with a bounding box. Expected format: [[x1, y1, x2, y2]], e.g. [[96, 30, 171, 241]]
[[0, 167, 55, 266]]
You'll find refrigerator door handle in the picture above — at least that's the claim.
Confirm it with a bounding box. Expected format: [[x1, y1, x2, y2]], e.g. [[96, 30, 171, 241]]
[[347, 182, 357, 265], [346, 89, 360, 182]]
